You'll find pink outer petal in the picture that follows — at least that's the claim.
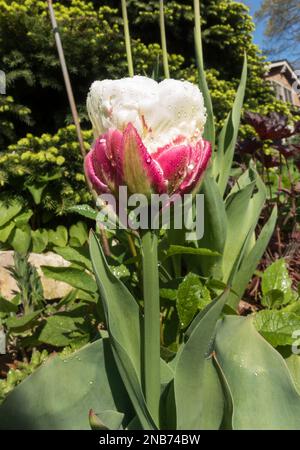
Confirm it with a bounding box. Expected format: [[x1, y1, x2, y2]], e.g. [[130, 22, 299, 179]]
[[178, 139, 212, 194], [154, 144, 191, 194], [120, 123, 167, 195], [84, 150, 109, 194], [94, 129, 123, 192], [105, 129, 124, 186]]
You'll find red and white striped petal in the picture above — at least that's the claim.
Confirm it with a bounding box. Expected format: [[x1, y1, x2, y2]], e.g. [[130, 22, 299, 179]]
[[120, 123, 167, 196]]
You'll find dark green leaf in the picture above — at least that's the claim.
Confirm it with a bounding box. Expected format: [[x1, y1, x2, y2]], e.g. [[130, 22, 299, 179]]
[[48, 226, 68, 248], [31, 229, 48, 253], [53, 246, 92, 271], [38, 314, 84, 347], [6, 310, 42, 332], [0, 297, 18, 314], [261, 259, 294, 306], [164, 245, 220, 260], [69, 221, 88, 247], [0, 200, 22, 227], [41, 266, 97, 293], [176, 273, 211, 329], [254, 310, 300, 347], [67, 204, 98, 221], [8, 224, 31, 255]]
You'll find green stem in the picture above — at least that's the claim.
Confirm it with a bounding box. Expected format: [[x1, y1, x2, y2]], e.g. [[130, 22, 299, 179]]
[[193, 0, 203, 68], [159, 0, 170, 78], [141, 230, 160, 426], [121, 0, 134, 77]]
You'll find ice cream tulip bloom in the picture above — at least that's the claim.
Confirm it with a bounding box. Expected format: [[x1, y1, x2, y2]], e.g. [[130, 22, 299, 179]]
[[85, 76, 212, 197]]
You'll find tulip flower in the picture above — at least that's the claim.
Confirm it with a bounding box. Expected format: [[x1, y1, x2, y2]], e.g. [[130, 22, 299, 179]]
[[85, 76, 211, 197]]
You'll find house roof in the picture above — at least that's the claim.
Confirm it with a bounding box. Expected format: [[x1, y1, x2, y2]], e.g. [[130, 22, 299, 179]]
[[267, 60, 300, 87]]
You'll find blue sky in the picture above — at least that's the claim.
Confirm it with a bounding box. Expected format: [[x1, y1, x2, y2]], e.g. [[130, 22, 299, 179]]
[[242, 0, 267, 52], [242, 0, 293, 61]]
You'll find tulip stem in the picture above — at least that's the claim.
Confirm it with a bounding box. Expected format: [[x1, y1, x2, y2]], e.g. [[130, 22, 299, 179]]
[[141, 230, 161, 426], [121, 0, 134, 77], [159, 0, 170, 79]]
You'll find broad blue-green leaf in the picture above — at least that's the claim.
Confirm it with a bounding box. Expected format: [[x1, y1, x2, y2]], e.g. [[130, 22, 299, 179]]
[[223, 170, 266, 283], [261, 258, 294, 306], [193, 17, 215, 149], [0, 339, 132, 430], [215, 56, 247, 195], [254, 309, 300, 347], [174, 289, 229, 429], [41, 266, 97, 293], [227, 206, 277, 309], [223, 180, 256, 280], [89, 232, 155, 430], [89, 409, 124, 430], [284, 353, 300, 395], [195, 175, 227, 279], [215, 316, 300, 429]]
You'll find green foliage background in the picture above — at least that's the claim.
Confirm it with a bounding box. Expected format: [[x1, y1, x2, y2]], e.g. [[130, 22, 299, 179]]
[[0, 0, 291, 215]]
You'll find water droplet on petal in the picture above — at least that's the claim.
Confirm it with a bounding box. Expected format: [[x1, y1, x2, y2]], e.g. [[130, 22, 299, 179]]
[[146, 156, 152, 164], [188, 163, 195, 172], [99, 138, 106, 145]]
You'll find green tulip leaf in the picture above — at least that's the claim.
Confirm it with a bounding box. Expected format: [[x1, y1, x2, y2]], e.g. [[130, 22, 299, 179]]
[[174, 289, 229, 429], [0, 339, 133, 430], [215, 316, 300, 430]]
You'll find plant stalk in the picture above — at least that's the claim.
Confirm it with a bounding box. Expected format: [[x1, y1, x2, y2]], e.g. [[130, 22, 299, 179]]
[[159, 0, 170, 78], [47, 0, 86, 160], [193, 0, 204, 68], [121, 0, 134, 77], [141, 230, 160, 426]]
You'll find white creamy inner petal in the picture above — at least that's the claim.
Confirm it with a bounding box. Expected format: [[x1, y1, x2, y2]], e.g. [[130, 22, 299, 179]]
[[87, 76, 206, 153]]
